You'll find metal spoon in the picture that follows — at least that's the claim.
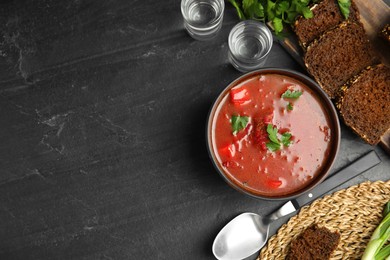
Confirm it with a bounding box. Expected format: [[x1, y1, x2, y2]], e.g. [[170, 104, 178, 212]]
[[212, 150, 381, 260]]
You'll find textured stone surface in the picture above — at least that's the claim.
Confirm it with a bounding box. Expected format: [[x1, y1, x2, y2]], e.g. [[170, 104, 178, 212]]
[[0, 1, 388, 259]]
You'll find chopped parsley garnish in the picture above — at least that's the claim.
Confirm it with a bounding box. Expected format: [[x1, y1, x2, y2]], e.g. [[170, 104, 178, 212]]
[[282, 89, 302, 110], [281, 132, 292, 146], [266, 141, 280, 152], [266, 124, 292, 152], [281, 89, 302, 99], [267, 123, 279, 143], [231, 115, 249, 135]]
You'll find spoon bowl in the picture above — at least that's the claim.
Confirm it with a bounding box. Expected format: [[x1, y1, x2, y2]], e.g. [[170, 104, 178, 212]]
[[212, 213, 268, 260]]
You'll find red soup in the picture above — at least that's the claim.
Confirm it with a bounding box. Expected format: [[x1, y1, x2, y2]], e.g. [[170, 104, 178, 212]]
[[211, 73, 333, 197]]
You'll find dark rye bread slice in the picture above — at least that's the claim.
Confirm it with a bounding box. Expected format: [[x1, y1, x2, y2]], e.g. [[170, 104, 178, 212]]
[[304, 21, 378, 99], [293, 0, 360, 48], [286, 224, 340, 260], [380, 23, 390, 44], [337, 64, 390, 145]]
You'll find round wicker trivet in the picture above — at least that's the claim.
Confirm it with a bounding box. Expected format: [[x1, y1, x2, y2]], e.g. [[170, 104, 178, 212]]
[[258, 180, 390, 260]]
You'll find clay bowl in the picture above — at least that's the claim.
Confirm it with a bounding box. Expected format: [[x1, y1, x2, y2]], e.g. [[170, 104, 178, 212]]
[[206, 68, 340, 200]]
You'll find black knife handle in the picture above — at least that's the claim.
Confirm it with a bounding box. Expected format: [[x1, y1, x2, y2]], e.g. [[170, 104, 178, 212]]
[[293, 150, 381, 208]]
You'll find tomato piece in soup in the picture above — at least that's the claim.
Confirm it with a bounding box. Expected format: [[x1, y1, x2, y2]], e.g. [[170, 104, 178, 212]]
[[267, 179, 283, 188], [230, 86, 251, 105], [219, 143, 236, 158]]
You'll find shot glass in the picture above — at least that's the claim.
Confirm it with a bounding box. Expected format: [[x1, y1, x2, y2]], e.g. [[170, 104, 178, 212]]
[[181, 0, 225, 41], [228, 20, 273, 72]]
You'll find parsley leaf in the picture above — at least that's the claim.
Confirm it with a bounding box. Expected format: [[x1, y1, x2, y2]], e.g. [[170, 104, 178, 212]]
[[266, 124, 293, 152], [281, 89, 302, 99], [272, 17, 283, 33], [275, 1, 290, 16], [254, 2, 265, 17], [337, 0, 351, 19], [243, 0, 264, 19], [231, 115, 249, 135], [266, 124, 279, 143], [228, 0, 247, 20], [266, 124, 281, 151], [266, 142, 280, 152], [301, 6, 313, 19], [266, 0, 276, 20], [281, 132, 292, 146], [282, 89, 302, 110]]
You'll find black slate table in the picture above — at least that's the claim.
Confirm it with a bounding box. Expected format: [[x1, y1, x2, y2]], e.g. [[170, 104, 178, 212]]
[[0, 1, 389, 259]]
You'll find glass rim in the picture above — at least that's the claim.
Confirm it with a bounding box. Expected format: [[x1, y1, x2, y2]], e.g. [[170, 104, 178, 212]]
[[228, 20, 273, 63], [180, 0, 225, 27]]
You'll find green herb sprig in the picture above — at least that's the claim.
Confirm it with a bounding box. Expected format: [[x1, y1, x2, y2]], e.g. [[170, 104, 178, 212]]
[[282, 89, 302, 110], [266, 124, 292, 151], [231, 115, 249, 135], [337, 0, 351, 19], [228, 0, 351, 35], [281, 89, 302, 99]]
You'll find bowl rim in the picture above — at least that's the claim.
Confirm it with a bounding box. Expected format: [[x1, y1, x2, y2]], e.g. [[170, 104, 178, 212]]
[[206, 68, 341, 200]]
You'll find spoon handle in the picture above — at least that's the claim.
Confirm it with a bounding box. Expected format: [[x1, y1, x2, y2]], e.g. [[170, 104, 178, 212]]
[[293, 150, 381, 208]]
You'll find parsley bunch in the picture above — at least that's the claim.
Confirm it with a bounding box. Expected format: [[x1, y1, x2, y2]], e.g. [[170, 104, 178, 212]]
[[228, 0, 351, 34]]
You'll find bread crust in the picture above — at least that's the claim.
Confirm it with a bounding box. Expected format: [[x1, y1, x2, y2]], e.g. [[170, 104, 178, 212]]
[[380, 24, 390, 44], [304, 21, 379, 99], [337, 64, 390, 145], [292, 0, 388, 145], [293, 0, 360, 48]]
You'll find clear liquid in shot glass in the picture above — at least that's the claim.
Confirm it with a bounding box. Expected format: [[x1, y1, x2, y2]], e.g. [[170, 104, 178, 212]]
[[233, 34, 270, 60], [228, 20, 273, 72], [188, 1, 216, 25], [181, 0, 224, 41]]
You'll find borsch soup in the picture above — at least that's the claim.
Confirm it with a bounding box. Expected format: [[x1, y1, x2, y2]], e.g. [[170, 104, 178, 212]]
[[208, 70, 339, 198]]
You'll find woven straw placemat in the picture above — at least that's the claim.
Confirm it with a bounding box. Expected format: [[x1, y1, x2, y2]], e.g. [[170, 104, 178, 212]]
[[258, 180, 390, 259]]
